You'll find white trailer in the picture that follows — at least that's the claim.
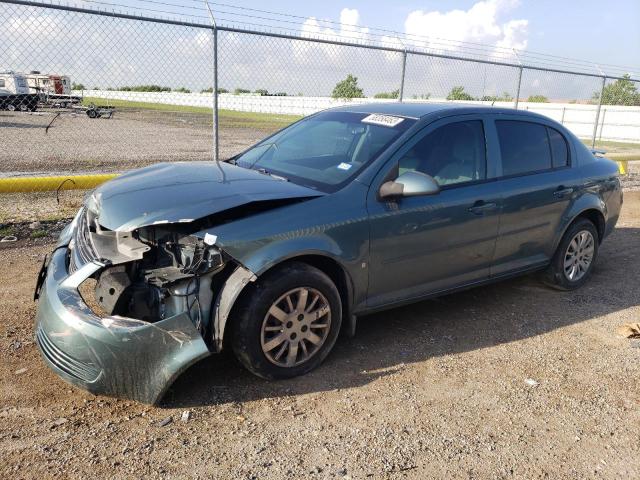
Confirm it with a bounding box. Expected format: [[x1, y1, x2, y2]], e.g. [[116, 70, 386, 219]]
[[0, 72, 38, 111], [24, 71, 80, 107]]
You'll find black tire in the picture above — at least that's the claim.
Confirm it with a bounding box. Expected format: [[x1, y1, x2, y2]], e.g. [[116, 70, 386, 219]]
[[87, 109, 97, 119], [543, 218, 599, 291], [231, 262, 342, 380]]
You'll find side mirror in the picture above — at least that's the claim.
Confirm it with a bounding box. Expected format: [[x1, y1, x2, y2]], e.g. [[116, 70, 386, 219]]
[[379, 170, 440, 199]]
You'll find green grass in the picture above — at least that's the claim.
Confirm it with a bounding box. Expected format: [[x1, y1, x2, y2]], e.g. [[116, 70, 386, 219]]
[[30, 230, 49, 239], [581, 139, 640, 150], [0, 226, 16, 237], [580, 138, 640, 161], [82, 97, 301, 130], [606, 153, 640, 161]]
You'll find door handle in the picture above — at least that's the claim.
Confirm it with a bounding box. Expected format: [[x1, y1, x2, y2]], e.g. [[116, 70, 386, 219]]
[[468, 201, 498, 215], [553, 187, 574, 198]]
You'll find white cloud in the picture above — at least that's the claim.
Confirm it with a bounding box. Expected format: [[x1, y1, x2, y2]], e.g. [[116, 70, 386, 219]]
[[301, 8, 370, 44], [403, 0, 528, 59]]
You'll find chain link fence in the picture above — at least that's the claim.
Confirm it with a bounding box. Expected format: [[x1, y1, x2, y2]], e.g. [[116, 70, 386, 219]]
[[1, 0, 639, 222]]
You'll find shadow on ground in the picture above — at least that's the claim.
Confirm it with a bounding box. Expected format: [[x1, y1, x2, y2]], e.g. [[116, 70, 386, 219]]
[[162, 224, 638, 408]]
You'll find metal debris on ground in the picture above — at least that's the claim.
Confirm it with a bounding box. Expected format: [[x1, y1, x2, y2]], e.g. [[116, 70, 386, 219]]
[[158, 416, 172, 427], [524, 378, 539, 387], [180, 411, 191, 422]]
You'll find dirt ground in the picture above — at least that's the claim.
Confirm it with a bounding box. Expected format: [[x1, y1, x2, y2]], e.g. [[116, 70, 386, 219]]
[[0, 187, 639, 478]]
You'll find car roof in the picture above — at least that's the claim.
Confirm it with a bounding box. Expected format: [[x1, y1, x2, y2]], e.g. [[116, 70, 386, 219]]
[[327, 101, 550, 121]]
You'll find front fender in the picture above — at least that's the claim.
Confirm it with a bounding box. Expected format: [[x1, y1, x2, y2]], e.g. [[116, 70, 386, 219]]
[[238, 237, 346, 276], [211, 236, 363, 352]]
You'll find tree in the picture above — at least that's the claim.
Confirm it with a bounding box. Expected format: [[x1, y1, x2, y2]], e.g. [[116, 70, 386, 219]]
[[254, 89, 269, 96], [374, 89, 399, 99], [593, 74, 640, 106], [527, 95, 548, 103], [412, 93, 431, 100], [332, 74, 364, 99], [200, 87, 228, 93], [481, 92, 513, 102], [173, 87, 191, 93], [118, 85, 170, 92], [446, 86, 475, 101], [71, 83, 85, 90], [234, 88, 251, 95]]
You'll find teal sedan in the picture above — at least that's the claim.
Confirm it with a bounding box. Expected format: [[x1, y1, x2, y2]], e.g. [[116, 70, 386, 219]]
[[34, 103, 623, 403]]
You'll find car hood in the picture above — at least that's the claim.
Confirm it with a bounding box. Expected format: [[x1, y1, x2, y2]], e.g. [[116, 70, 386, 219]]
[[89, 162, 324, 231]]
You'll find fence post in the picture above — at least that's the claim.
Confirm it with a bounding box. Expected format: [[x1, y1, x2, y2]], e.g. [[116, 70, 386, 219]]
[[598, 108, 607, 141], [212, 27, 219, 161], [514, 66, 523, 109], [591, 76, 606, 148], [399, 50, 407, 102], [560, 107, 566, 124], [204, 1, 219, 161]]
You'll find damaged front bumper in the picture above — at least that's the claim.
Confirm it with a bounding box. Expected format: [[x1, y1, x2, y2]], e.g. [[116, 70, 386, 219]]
[[34, 247, 211, 404]]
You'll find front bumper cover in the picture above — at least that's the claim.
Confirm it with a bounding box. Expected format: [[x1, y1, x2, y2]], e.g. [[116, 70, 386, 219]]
[[34, 247, 210, 404]]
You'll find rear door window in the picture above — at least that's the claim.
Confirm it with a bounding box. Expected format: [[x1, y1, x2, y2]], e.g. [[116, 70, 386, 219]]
[[496, 120, 552, 176], [548, 127, 569, 168]]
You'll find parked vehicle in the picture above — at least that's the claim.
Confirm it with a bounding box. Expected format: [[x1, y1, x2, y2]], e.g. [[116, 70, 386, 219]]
[[24, 71, 80, 107], [34, 103, 622, 403], [0, 72, 38, 111]]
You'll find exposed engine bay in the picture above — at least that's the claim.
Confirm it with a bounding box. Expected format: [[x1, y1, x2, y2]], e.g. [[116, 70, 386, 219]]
[[70, 207, 235, 342]]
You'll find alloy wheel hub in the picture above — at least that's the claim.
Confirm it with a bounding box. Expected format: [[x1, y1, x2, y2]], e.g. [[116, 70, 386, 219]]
[[260, 287, 331, 368], [564, 230, 595, 281]]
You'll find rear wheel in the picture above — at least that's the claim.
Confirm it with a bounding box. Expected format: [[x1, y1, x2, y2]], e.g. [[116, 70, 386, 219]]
[[543, 218, 599, 290], [231, 262, 342, 379]]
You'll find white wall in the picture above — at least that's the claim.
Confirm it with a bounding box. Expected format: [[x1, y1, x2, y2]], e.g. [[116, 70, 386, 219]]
[[77, 90, 640, 143]]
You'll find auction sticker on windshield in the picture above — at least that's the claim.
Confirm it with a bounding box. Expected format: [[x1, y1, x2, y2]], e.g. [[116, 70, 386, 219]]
[[362, 114, 404, 128]]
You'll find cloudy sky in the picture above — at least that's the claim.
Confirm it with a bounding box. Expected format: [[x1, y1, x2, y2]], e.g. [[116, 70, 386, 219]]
[[1, 0, 638, 99], [252, 0, 640, 68]]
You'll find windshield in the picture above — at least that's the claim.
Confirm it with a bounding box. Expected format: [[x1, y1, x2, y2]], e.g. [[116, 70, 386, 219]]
[[234, 111, 415, 192]]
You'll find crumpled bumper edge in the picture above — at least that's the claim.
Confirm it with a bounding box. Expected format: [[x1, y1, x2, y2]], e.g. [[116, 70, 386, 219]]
[[34, 247, 211, 404]]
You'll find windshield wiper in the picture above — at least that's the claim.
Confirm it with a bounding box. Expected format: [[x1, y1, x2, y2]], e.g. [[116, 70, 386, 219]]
[[257, 168, 289, 182]]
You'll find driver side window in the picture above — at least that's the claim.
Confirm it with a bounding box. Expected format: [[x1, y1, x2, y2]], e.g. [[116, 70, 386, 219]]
[[398, 120, 487, 186]]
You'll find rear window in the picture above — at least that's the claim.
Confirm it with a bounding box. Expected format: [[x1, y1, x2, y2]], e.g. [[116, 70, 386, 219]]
[[496, 120, 552, 176], [548, 127, 569, 168], [0, 79, 4, 88]]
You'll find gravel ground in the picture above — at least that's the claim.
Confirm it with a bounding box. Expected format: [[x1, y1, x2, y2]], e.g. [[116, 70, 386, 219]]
[[1, 108, 638, 222], [0, 193, 639, 479], [0, 109, 268, 175], [0, 108, 275, 222]]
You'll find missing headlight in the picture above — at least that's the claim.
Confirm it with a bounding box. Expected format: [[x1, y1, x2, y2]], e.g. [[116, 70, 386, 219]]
[[92, 229, 225, 336]]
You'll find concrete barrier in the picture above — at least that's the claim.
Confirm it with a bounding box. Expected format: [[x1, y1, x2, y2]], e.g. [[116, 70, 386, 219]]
[[77, 90, 640, 143], [0, 174, 119, 193]]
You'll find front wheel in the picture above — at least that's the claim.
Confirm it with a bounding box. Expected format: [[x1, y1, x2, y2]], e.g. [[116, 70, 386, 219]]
[[543, 218, 599, 290], [231, 262, 342, 379]]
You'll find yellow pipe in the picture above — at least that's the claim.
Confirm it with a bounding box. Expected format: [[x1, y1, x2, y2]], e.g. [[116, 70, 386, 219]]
[[617, 161, 628, 175], [0, 174, 119, 193]]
